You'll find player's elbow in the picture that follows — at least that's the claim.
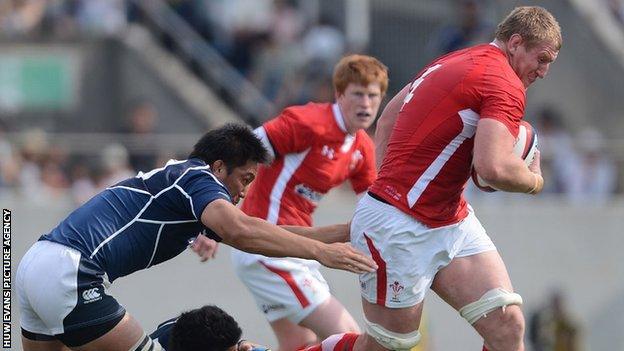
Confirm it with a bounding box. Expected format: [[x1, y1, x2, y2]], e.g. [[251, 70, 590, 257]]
[[473, 160, 508, 185]]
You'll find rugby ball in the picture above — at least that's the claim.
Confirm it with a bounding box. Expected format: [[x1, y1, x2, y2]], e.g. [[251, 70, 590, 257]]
[[472, 120, 538, 192]]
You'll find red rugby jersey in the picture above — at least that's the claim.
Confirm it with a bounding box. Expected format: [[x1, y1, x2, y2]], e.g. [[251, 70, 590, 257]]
[[241, 102, 376, 226], [370, 43, 526, 228]]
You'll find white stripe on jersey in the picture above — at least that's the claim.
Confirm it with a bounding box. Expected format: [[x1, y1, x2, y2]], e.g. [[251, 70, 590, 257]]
[[90, 163, 215, 259], [146, 224, 165, 268], [254, 126, 276, 161], [267, 149, 310, 224], [136, 219, 197, 225], [175, 184, 197, 219], [406, 109, 479, 207], [107, 186, 152, 196]]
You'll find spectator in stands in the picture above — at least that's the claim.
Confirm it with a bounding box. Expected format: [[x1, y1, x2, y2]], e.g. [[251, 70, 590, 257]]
[[529, 290, 581, 351], [69, 162, 98, 205], [534, 106, 578, 194], [301, 15, 346, 74], [73, 0, 126, 35], [98, 143, 135, 188], [567, 127, 618, 203], [0, 0, 47, 37], [124, 99, 160, 172], [426, 0, 493, 57], [0, 120, 19, 189], [607, 0, 624, 26]]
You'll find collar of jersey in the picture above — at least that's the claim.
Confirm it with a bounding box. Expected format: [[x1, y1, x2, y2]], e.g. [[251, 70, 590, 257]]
[[332, 103, 353, 136]]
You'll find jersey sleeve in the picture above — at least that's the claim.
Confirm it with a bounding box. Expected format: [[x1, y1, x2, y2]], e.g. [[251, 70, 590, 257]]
[[262, 106, 316, 157], [177, 169, 232, 221], [477, 71, 526, 136], [349, 135, 377, 194]]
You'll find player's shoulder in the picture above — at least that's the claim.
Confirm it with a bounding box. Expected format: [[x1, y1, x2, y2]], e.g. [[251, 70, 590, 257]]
[[354, 130, 375, 150], [461, 44, 524, 93], [282, 102, 332, 121], [279, 102, 333, 135]]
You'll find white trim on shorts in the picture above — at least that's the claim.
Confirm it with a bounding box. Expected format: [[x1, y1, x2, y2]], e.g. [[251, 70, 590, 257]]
[[231, 249, 331, 323], [350, 194, 496, 308]]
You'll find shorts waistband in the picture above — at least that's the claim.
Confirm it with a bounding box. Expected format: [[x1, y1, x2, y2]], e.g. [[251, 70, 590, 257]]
[[367, 191, 390, 205]]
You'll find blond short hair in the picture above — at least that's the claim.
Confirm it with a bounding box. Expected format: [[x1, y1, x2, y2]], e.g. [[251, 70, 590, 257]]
[[333, 54, 389, 96], [495, 6, 562, 50]]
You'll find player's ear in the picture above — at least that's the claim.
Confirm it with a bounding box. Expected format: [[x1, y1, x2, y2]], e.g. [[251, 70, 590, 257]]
[[210, 160, 227, 177], [508, 33, 523, 54]]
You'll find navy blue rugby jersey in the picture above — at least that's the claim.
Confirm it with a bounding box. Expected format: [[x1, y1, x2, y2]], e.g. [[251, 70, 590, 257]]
[[150, 317, 176, 350], [40, 158, 231, 282]]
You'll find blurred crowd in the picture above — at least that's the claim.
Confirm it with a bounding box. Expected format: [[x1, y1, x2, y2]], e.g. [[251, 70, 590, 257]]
[[0, 0, 622, 204], [0, 100, 184, 204]]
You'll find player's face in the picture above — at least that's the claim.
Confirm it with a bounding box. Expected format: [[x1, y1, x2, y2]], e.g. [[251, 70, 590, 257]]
[[336, 83, 383, 134], [217, 160, 258, 205], [509, 36, 558, 88]]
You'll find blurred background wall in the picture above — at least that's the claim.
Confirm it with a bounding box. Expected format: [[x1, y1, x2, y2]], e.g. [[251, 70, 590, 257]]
[[2, 0, 624, 350]]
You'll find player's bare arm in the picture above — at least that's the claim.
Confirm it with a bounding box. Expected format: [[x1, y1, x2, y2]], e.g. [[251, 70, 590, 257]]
[[374, 84, 410, 168], [201, 199, 377, 273], [280, 223, 350, 243], [473, 118, 544, 194]]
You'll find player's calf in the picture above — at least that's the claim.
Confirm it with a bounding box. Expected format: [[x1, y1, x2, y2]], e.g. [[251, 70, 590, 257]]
[[479, 306, 524, 351]]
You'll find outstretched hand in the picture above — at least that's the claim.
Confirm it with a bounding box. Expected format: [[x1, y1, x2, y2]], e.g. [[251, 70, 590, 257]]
[[316, 242, 377, 274], [189, 234, 219, 262]]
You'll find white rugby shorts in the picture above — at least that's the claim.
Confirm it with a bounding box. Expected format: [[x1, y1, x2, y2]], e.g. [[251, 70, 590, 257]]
[[16, 240, 124, 336], [230, 249, 331, 323], [351, 194, 496, 308]]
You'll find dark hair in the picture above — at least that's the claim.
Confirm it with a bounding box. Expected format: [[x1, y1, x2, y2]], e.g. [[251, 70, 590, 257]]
[[189, 123, 268, 173], [169, 305, 242, 351]]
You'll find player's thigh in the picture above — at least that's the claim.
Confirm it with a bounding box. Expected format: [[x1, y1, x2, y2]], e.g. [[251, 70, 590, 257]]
[[270, 318, 317, 351], [300, 296, 359, 339], [431, 250, 514, 310], [71, 313, 144, 351], [22, 337, 70, 351]]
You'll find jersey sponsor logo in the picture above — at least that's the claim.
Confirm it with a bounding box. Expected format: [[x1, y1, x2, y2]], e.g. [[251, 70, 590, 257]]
[[294, 184, 324, 203], [321, 145, 335, 160], [389, 281, 404, 303], [82, 288, 102, 304], [261, 303, 286, 314], [382, 185, 402, 201]]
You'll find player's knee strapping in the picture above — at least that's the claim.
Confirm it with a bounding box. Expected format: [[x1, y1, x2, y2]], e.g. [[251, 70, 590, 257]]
[[459, 288, 523, 324], [130, 333, 163, 351], [364, 317, 421, 350]]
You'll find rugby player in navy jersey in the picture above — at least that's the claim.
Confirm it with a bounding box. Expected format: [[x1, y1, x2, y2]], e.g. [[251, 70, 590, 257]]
[[150, 305, 268, 351], [16, 123, 376, 351]]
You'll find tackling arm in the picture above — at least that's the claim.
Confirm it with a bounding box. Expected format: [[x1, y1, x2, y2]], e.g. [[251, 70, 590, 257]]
[[473, 119, 543, 194], [280, 223, 350, 243], [200, 199, 376, 273]]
